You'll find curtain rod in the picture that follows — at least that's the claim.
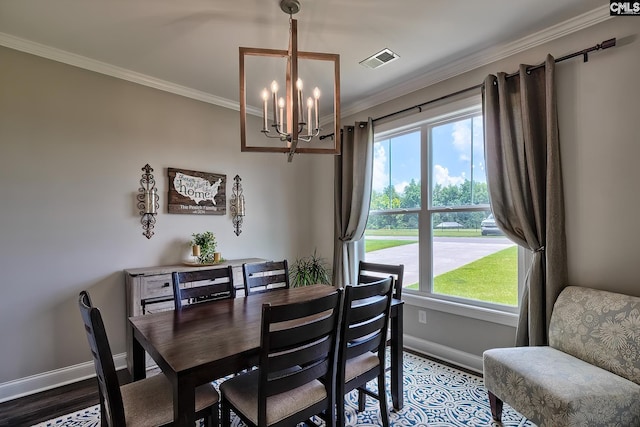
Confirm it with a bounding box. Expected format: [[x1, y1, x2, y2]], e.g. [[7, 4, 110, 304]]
[[371, 37, 616, 124]]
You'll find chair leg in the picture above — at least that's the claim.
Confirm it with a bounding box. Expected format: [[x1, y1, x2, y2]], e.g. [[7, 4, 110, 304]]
[[210, 402, 219, 427], [99, 400, 108, 427], [326, 397, 336, 427], [357, 388, 366, 412], [337, 394, 347, 427], [488, 391, 503, 422], [221, 398, 231, 427], [377, 372, 390, 427]]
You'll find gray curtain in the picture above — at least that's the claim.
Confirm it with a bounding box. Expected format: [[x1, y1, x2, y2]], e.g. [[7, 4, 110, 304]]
[[333, 119, 374, 287], [484, 55, 568, 346]]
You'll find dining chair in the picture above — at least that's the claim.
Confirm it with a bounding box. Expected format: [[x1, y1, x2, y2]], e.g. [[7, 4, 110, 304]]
[[219, 288, 344, 427], [78, 291, 219, 427], [336, 276, 394, 427], [357, 261, 404, 301], [172, 266, 235, 310], [242, 260, 290, 296], [358, 261, 404, 350]]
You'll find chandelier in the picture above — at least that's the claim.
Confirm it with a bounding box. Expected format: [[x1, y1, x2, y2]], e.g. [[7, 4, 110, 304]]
[[239, 0, 341, 162]]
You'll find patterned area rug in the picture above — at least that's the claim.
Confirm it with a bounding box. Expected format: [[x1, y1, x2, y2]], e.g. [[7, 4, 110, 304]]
[[33, 352, 535, 426]]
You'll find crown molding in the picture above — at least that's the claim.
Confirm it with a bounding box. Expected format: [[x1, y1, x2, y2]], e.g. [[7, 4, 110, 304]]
[[0, 32, 241, 111], [341, 5, 612, 118], [0, 5, 610, 119]]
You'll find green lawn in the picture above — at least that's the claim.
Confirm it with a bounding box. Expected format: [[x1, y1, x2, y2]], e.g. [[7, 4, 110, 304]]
[[406, 246, 518, 306], [365, 239, 417, 252], [366, 229, 418, 237], [433, 229, 482, 237], [366, 228, 500, 238]]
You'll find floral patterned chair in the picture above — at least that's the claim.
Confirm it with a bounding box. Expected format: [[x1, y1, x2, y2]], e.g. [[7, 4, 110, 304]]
[[483, 286, 640, 426]]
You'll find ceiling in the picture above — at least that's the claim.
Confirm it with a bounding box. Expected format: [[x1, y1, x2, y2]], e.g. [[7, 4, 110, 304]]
[[0, 0, 609, 117]]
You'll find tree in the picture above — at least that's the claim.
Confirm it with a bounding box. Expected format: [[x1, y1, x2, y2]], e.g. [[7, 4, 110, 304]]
[[401, 179, 421, 209], [367, 179, 489, 230]]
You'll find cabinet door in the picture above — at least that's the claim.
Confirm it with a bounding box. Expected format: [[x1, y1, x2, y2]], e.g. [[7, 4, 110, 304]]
[[141, 274, 173, 299]]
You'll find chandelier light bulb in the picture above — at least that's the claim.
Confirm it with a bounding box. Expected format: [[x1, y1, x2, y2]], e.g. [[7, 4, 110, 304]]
[[313, 87, 320, 130], [278, 97, 285, 131], [271, 81, 279, 93], [296, 79, 304, 125], [307, 97, 313, 135], [261, 88, 269, 131]]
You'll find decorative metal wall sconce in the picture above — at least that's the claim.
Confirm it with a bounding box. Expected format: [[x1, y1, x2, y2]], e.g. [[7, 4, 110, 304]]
[[137, 164, 159, 239], [230, 175, 245, 236]]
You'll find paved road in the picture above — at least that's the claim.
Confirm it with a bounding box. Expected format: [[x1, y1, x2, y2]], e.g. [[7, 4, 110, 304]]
[[366, 236, 515, 287]]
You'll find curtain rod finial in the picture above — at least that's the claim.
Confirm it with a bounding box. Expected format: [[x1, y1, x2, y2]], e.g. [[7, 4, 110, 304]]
[[600, 38, 616, 50]]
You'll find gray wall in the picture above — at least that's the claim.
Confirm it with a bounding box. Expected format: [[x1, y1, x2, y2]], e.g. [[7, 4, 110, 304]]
[[339, 17, 640, 367], [0, 45, 334, 386]]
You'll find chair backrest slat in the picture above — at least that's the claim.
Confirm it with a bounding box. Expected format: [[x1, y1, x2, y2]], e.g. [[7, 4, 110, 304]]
[[358, 261, 404, 300], [243, 260, 290, 296], [346, 312, 387, 342], [349, 296, 388, 324], [269, 316, 335, 350], [267, 358, 329, 397], [172, 266, 235, 310]]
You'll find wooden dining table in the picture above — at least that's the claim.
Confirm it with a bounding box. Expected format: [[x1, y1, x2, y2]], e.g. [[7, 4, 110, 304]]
[[129, 284, 404, 426]]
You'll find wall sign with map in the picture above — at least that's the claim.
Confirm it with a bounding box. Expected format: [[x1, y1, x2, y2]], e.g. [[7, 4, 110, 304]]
[[167, 168, 226, 215]]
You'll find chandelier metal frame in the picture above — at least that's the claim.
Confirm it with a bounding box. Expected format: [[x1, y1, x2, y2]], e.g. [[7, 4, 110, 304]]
[[239, 0, 340, 162]]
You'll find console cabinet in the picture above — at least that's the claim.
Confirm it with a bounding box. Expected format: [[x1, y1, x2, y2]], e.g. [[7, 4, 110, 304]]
[[124, 258, 264, 374]]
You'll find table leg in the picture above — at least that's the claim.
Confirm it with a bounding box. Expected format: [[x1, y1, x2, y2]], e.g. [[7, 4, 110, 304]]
[[391, 304, 403, 410], [132, 333, 146, 381], [174, 377, 196, 427]]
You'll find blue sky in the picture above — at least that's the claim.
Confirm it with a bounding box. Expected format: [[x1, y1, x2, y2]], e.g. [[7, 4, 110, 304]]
[[373, 115, 485, 193]]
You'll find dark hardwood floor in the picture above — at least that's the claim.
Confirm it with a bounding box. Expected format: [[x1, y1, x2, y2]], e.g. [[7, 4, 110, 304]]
[[0, 350, 478, 427], [0, 369, 130, 427]]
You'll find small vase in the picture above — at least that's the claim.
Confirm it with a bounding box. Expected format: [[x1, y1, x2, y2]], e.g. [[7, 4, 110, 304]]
[[214, 252, 221, 263]]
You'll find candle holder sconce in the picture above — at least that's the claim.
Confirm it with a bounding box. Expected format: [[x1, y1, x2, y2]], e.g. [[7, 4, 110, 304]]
[[230, 175, 245, 236], [136, 164, 159, 239]]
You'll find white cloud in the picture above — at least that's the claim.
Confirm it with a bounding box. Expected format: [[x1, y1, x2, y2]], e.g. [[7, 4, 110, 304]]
[[372, 144, 388, 192], [452, 121, 471, 162], [434, 164, 465, 186], [394, 181, 409, 194]]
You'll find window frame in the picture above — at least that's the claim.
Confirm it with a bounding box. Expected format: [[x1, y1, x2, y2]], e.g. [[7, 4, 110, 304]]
[[370, 94, 526, 326]]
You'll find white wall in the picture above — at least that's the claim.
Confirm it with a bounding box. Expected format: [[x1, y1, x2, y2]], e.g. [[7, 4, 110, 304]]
[[337, 17, 640, 369], [0, 46, 334, 391]]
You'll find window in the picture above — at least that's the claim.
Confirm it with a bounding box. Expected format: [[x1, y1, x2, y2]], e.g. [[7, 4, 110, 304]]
[[365, 95, 520, 316]]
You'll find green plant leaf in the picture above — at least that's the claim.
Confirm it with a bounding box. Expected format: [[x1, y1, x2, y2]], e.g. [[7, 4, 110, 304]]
[[191, 231, 217, 264], [290, 250, 331, 287]]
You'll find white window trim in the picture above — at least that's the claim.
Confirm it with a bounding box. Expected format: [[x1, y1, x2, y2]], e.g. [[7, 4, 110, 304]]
[[370, 91, 527, 318], [403, 247, 530, 327], [403, 292, 519, 327], [375, 94, 483, 136]]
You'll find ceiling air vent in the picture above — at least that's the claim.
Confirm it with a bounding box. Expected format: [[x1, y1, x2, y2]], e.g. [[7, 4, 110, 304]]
[[359, 48, 400, 69]]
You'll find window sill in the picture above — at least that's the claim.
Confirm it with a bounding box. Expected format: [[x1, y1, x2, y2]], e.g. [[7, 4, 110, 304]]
[[403, 292, 519, 327]]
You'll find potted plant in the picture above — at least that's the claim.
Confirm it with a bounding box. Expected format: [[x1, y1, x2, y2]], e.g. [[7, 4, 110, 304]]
[[191, 231, 218, 264], [290, 250, 331, 287]]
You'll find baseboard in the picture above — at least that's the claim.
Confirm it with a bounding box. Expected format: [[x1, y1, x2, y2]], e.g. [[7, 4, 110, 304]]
[[1, 339, 482, 403], [404, 335, 483, 374], [0, 353, 128, 404]]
